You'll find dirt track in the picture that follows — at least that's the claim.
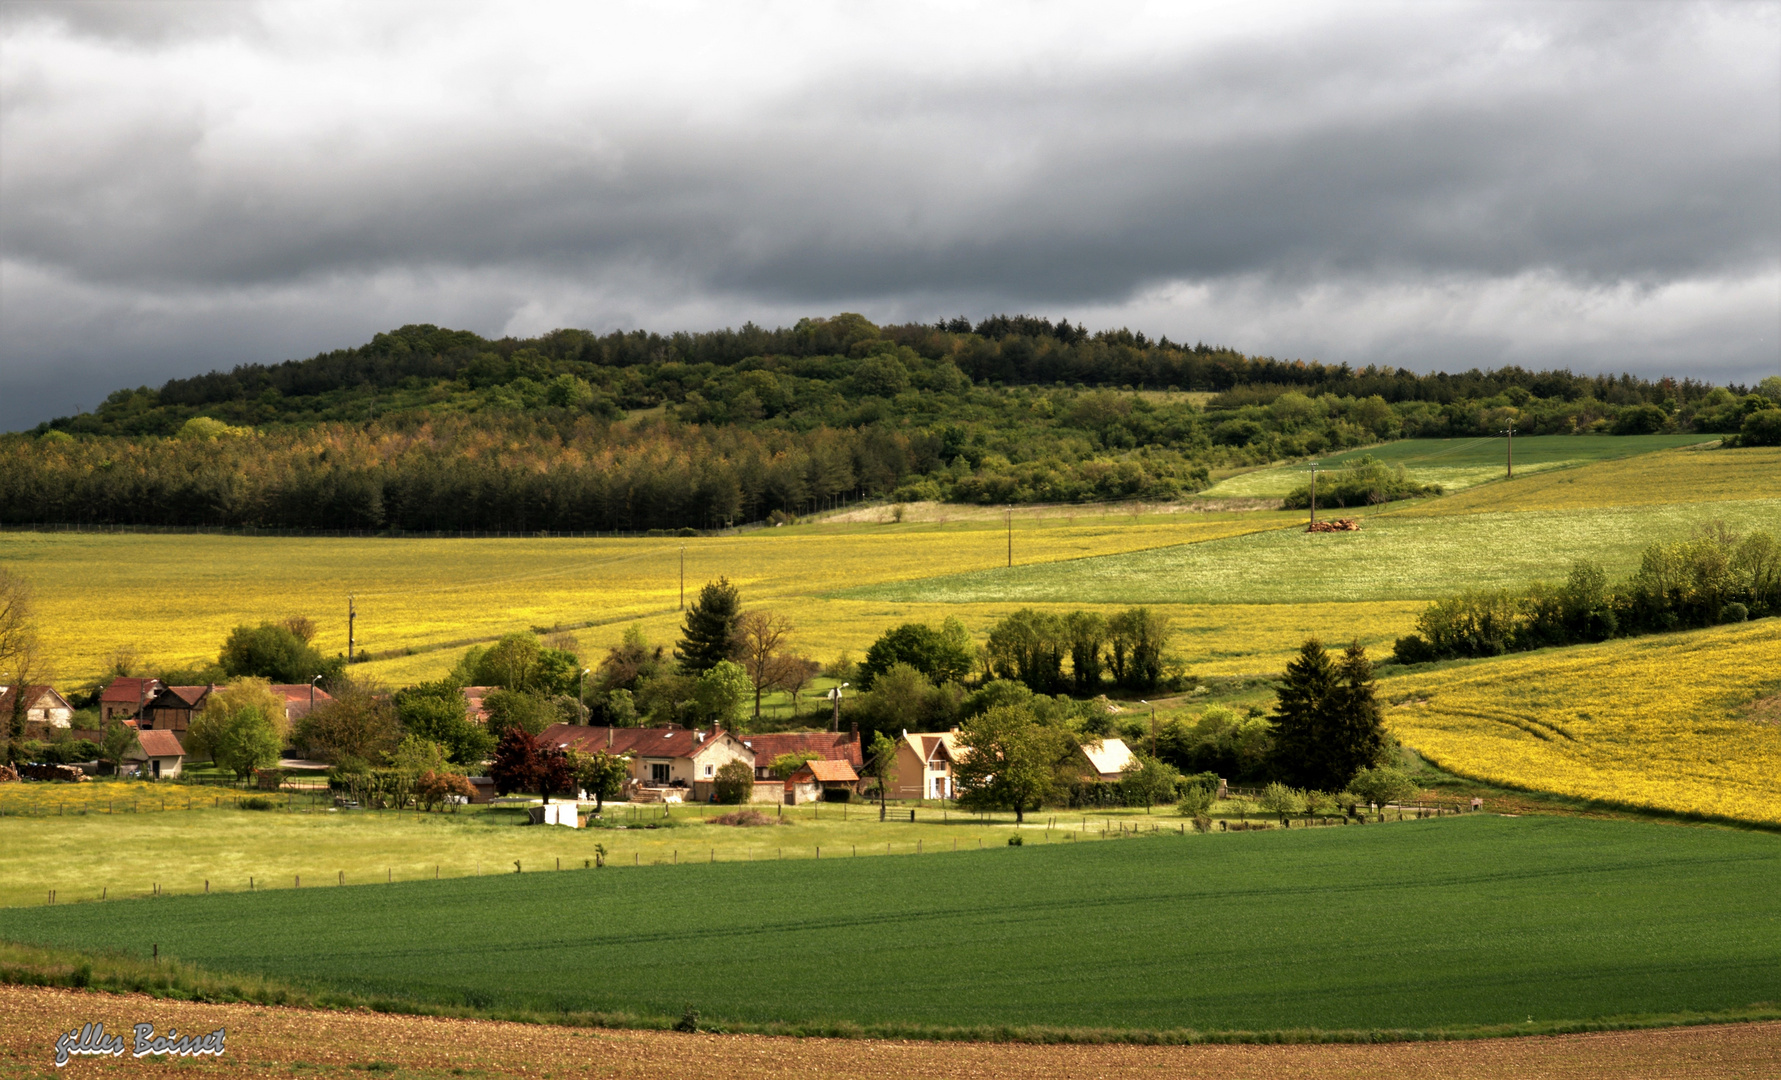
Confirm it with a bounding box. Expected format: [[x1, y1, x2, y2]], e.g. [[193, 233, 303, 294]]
[[4, 985, 1778, 1079]]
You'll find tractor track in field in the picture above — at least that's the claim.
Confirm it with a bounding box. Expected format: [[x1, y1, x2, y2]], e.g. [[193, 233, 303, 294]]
[[4, 986, 1779, 1080]]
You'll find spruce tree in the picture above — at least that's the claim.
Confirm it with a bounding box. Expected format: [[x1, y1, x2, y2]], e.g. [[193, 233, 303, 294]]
[[1268, 638, 1337, 790], [1326, 640, 1389, 790], [675, 577, 741, 674]]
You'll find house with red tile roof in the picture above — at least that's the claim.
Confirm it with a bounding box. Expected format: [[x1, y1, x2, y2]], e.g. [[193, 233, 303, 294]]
[[740, 728, 863, 781], [98, 677, 164, 723], [540, 724, 754, 803]]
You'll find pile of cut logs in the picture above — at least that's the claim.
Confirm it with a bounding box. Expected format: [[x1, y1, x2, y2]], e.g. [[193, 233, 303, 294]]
[[1307, 518, 1361, 532]]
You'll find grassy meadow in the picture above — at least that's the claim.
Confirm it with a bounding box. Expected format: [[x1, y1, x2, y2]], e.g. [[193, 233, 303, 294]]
[[1201, 433, 1715, 497], [3, 816, 1778, 1036], [0, 794, 1225, 910]]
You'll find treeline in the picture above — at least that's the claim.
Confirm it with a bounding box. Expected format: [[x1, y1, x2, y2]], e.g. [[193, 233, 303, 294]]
[[1394, 526, 1781, 663], [11, 314, 1780, 530], [44, 314, 1761, 437]]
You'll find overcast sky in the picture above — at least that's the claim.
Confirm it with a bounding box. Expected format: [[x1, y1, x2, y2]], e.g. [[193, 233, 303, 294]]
[[1, 1, 1777, 430]]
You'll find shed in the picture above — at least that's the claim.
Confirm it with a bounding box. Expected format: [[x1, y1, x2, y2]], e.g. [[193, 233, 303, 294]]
[[126, 729, 186, 780], [785, 758, 860, 805]]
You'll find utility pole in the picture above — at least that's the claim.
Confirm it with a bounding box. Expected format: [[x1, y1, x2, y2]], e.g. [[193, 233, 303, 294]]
[[1142, 700, 1156, 756], [1505, 423, 1514, 479], [1308, 468, 1317, 531], [828, 683, 848, 732], [347, 595, 356, 663], [1006, 505, 1012, 567], [579, 668, 590, 724], [679, 547, 685, 611]]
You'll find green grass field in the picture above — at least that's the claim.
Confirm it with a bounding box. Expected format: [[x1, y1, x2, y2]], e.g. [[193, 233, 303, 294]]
[[1202, 433, 1715, 497], [842, 498, 1781, 605], [2, 816, 1777, 1036]]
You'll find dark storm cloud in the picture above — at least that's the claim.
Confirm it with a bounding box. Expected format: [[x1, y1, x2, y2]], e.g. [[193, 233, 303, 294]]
[[1, 1, 1777, 430]]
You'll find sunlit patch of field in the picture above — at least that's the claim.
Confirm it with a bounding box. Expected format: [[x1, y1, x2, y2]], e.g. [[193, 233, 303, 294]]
[[1400, 445, 1779, 515], [2, 516, 1286, 687], [1384, 620, 1781, 826], [843, 499, 1781, 607], [1200, 434, 1713, 498]]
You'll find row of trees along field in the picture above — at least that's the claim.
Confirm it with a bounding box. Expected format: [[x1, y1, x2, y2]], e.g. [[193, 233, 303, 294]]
[[6, 315, 1778, 530], [1394, 525, 1781, 663]]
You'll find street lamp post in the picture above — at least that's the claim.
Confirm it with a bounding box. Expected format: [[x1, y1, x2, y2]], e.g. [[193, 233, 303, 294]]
[[1141, 699, 1156, 756], [579, 668, 591, 724]]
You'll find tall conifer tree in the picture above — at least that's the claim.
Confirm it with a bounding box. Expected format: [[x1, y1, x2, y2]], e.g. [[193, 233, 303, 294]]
[[675, 577, 741, 674], [1327, 640, 1389, 789], [1268, 638, 1337, 789]]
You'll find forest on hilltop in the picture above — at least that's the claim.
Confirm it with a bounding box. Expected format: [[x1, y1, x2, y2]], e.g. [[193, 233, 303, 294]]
[[3, 314, 1775, 532]]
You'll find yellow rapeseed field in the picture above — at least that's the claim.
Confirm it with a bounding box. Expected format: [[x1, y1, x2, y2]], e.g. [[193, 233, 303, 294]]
[[3, 513, 1289, 687], [1384, 620, 1781, 825], [1399, 445, 1781, 516]]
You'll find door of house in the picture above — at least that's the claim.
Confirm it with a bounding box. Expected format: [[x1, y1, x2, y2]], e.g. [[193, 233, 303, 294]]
[[151, 759, 161, 779], [650, 762, 670, 784]]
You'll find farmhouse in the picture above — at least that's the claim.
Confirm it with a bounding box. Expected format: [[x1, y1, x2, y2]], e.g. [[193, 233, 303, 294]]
[[741, 728, 863, 781], [98, 677, 164, 723], [0, 685, 75, 730], [892, 730, 961, 801], [137, 683, 335, 744], [462, 686, 494, 723], [541, 724, 754, 803], [125, 728, 186, 779], [138, 685, 215, 736], [784, 757, 861, 804], [1078, 737, 1138, 782]]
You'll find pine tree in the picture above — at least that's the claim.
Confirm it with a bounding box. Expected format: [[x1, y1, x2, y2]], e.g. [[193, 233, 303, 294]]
[[1268, 638, 1337, 789], [675, 577, 741, 674], [1326, 640, 1389, 790]]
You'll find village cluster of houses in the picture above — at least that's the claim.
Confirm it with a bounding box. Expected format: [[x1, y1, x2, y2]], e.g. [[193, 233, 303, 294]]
[[2, 676, 335, 779], [537, 721, 1139, 811], [7, 675, 1140, 811]]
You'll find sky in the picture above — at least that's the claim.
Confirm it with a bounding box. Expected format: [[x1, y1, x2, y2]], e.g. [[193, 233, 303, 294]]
[[1, 0, 1777, 431]]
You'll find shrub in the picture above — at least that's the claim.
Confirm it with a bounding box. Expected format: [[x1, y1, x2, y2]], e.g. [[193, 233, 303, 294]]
[[709, 809, 784, 826], [239, 796, 277, 811], [1722, 602, 1750, 624], [1737, 408, 1781, 447], [1282, 456, 1440, 509], [1259, 782, 1307, 819], [416, 770, 476, 812], [1345, 765, 1419, 808], [1612, 403, 1669, 435], [1177, 784, 1213, 818], [713, 759, 754, 804]]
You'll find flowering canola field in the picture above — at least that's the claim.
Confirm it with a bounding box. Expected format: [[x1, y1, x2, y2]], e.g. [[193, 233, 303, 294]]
[[1, 513, 1288, 687], [1384, 620, 1781, 825]]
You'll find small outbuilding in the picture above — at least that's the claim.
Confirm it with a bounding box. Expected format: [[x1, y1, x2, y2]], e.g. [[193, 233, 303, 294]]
[[785, 758, 860, 805], [1078, 738, 1138, 782], [126, 729, 187, 779]]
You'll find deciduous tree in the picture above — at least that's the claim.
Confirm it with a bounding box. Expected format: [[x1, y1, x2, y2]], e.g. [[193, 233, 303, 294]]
[[735, 609, 795, 720], [953, 703, 1077, 823]]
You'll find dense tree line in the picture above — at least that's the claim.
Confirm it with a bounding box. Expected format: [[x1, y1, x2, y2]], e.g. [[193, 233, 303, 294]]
[[9, 314, 1778, 530], [1394, 526, 1781, 663]]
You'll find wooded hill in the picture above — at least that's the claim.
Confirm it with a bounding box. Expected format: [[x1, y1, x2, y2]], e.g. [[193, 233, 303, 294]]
[[3, 314, 1773, 532]]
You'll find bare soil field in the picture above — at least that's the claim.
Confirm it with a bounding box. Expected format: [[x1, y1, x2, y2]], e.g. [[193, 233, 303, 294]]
[[4, 986, 1778, 1080]]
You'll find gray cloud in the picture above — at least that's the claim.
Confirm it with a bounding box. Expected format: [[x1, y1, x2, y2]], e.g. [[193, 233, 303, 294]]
[[2, 1, 1777, 430]]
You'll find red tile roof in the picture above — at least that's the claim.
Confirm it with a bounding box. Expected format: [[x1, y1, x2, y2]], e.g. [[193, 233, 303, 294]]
[[165, 686, 214, 707], [743, 731, 863, 767], [794, 758, 859, 783], [131, 729, 186, 759], [99, 677, 162, 704], [541, 724, 751, 761]]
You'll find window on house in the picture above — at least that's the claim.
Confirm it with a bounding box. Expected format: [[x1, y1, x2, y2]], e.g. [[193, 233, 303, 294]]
[[704, 764, 714, 777]]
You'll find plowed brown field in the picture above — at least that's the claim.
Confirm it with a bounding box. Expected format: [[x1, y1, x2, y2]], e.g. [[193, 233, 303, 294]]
[[4, 986, 1779, 1080]]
